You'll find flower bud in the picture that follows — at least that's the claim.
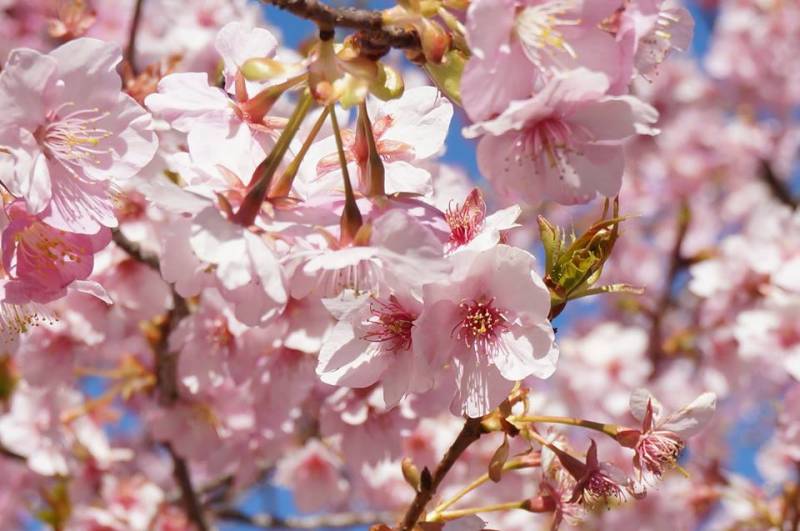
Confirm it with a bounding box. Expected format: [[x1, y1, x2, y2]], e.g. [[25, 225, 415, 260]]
[[401, 457, 422, 491], [419, 19, 451, 64], [370, 63, 405, 101]]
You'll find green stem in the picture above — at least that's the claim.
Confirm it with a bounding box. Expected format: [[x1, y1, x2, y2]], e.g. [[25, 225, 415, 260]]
[[270, 106, 330, 198], [430, 458, 535, 517], [513, 415, 620, 438], [429, 500, 530, 522], [233, 90, 313, 226], [329, 105, 363, 243]]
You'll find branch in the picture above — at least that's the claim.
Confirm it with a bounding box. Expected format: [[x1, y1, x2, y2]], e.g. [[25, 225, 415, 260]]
[[111, 227, 206, 529], [111, 228, 160, 271], [168, 444, 210, 531], [398, 417, 484, 531], [647, 202, 690, 378], [216, 508, 393, 529], [260, 0, 420, 57], [124, 0, 146, 73], [0, 445, 26, 463], [759, 160, 798, 210]]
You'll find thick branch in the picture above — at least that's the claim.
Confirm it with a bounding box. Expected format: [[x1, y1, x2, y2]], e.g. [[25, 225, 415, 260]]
[[759, 160, 798, 210], [216, 508, 392, 529], [260, 0, 420, 57], [398, 417, 484, 531]]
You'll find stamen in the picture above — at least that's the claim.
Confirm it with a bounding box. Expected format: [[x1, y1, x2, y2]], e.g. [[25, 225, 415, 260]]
[[361, 295, 415, 352], [452, 296, 510, 352], [445, 189, 486, 251], [36, 102, 113, 171], [515, 1, 581, 70]]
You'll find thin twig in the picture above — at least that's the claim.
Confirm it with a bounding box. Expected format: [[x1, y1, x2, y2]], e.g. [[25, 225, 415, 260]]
[[111, 228, 160, 271], [0, 445, 26, 462], [398, 417, 484, 531], [124, 0, 146, 73], [168, 444, 209, 531], [216, 507, 392, 529], [112, 226, 207, 529], [260, 0, 420, 58], [647, 202, 690, 379], [759, 160, 798, 210]]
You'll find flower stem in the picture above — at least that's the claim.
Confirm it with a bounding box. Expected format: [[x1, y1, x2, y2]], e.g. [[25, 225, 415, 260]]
[[270, 106, 330, 198], [233, 90, 313, 226], [429, 500, 532, 522], [430, 458, 537, 517], [329, 104, 363, 244], [513, 415, 620, 438]]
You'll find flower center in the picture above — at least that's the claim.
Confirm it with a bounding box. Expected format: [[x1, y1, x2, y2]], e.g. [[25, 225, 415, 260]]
[[207, 318, 234, 349], [514, 1, 580, 69], [453, 297, 509, 351], [583, 471, 627, 508], [637, 431, 684, 477], [36, 102, 112, 173], [445, 190, 485, 251], [511, 117, 592, 180], [361, 295, 415, 352]]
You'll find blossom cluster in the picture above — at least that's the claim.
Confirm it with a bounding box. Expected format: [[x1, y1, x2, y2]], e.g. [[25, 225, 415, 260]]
[[0, 0, 795, 529]]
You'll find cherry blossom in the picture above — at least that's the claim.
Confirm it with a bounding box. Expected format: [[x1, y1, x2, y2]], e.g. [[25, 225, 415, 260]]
[[0, 38, 157, 233], [465, 68, 658, 206], [616, 388, 716, 490], [414, 245, 557, 417], [0, 1, 794, 530]]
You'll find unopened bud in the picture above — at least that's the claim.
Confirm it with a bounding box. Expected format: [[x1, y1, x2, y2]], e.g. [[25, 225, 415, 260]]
[[241, 57, 294, 81], [419, 19, 451, 64], [370, 63, 405, 101], [401, 457, 421, 491]]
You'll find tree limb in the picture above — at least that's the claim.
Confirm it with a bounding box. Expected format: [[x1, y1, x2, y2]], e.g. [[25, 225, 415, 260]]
[[398, 417, 485, 531], [260, 0, 420, 58], [111, 227, 207, 529], [168, 444, 210, 531]]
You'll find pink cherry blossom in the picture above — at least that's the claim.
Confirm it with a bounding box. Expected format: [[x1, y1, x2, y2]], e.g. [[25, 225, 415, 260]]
[[461, 0, 634, 122], [414, 245, 557, 417], [616, 388, 716, 490], [1, 199, 111, 304], [465, 68, 658, 206], [550, 439, 632, 509], [274, 439, 349, 514], [0, 38, 157, 233], [444, 188, 520, 254], [317, 291, 433, 406]]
